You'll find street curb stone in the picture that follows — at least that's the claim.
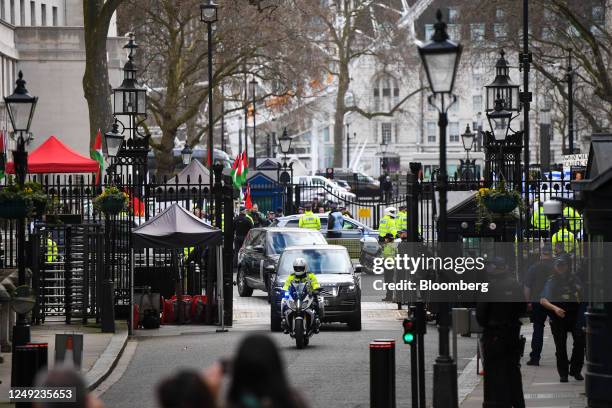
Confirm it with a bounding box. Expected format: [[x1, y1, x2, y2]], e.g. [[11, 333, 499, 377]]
[[85, 325, 129, 390]]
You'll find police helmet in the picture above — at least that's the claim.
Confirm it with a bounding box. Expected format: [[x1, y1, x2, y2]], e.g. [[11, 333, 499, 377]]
[[293, 258, 308, 278]]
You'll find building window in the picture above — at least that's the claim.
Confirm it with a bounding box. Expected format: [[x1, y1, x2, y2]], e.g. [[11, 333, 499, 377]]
[[494, 23, 507, 40], [29, 0, 34, 25], [19, 0, 24, 25], [10, 0, 14, 24], [450, 97, 459, 112], [51, 5, 56, 25], [448, 7, 459, 23], [40, 3, 45, 25], [381, 123, 393, 145], [448, 24, 461, 41], [470, 23, 485, 41], [424, 24, 434, 41], [496, 8, 505, 20], [472, 95, 482, 112], [0, 0, 4, 21], [321, 127, 330, 143], [592, 6, 604, 22], [373, 73, 399, 112], [427, 122, 436, 143], [449, 122, 460, 143]]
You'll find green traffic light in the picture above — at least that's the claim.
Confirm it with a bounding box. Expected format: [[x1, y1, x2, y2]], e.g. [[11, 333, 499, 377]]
[[403, 333, 414, 343]]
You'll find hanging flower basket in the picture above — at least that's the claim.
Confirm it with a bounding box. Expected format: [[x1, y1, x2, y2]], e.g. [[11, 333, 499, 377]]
[[0, 197, 29, 219], [0, 182, 48, 219], [94, 187, 128, 215], [482, 194, 519, 214]]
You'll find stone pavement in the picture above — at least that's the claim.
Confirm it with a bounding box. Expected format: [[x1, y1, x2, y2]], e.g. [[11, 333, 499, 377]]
[[0, 321, 128, 405], [460, 325, 587, 408]]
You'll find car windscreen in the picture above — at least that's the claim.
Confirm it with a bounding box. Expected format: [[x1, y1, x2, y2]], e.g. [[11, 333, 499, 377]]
[[267, 231, 326, 255], [278, 249, 352, 275]]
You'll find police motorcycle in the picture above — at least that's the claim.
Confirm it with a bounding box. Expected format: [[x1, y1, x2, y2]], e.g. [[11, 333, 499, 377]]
[[281, 280, 322, 349]]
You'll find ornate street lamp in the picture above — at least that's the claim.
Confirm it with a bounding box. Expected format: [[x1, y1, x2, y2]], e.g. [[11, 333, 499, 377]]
[[461, 124, 475, 152], [416, 9, 461, 407], [461, 124, 475, 181], [113, 34, 147, 118], [487, 96, 513, 142], [5, 71, 37, 136], [104, 121, 124, 159], [485, 50, 520, 113], [181, 144, 193, 165], [200, 0, 218, 23], [417, 11, 462, 94], [278, 127, 292, 159], [4, 71, 37, 352]]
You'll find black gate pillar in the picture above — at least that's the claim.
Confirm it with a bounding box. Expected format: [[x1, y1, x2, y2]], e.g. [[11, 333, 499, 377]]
[[222, 179, 234, 326]]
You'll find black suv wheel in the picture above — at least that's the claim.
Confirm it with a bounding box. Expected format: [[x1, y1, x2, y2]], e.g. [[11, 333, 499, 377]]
[[237, 266, 253, 297]]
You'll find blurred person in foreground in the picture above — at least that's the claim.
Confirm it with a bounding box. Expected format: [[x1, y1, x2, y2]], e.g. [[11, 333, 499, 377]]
[[34, 366, 104, 408], [227, 334, 308, 408], [157, 367, 221, 408], [476, 257, 527, 408]]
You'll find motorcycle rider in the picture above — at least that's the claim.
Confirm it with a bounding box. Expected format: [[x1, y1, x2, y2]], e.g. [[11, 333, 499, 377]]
[[281, 258, 322, 334]]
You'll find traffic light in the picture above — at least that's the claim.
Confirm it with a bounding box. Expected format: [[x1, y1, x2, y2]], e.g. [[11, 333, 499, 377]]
[[402, 318, 415, 344]]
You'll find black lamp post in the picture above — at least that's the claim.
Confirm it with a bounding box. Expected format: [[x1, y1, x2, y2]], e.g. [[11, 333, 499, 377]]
[[278, 128, 293, 213], [113, 34, 147, 131], [417, 10, 462, 408], [4, 71, 37, 348], [250, 78, 257, 169], [487, 95, 513, 181], [461, 124, 475, 180], [485, 50, 520, 114], [201, 0, 218, 193]]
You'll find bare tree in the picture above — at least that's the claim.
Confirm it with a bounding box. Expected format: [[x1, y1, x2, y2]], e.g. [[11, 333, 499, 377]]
[[464, 0, 611, 135], [122, 0, 321, 176], [83, 0, 124, 148], [293, 0, 421, 167]]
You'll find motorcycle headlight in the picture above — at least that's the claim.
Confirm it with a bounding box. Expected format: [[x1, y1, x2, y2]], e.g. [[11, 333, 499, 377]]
[[302, 297, 313, 309], [285, 298, 296, 310]]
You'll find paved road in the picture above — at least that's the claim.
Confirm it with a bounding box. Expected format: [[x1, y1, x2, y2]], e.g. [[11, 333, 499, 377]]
[[100, 279, 478, 408]]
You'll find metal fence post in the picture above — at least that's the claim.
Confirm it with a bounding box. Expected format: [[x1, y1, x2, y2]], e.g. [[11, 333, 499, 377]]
[[370, 339, 396, 408]]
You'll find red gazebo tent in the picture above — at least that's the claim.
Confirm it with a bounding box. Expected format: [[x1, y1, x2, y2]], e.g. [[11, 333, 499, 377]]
[[6, 135, 99, 174]]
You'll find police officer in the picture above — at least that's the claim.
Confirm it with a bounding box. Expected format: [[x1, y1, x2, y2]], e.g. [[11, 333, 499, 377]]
[[378, 206, 398, 243], [476, 257, 527, 408], [381, 233, 396, 302], [531, 201, 550, 237], [540, 255, 584, 382], [298, 204, 321, 230], [249, 203, 269, 227], [397, 205, 408, 232], [552, 220, 576, 255], [233, 206, 254, 266], [523, 244, 554, 366], [327, 202, 344, 239]]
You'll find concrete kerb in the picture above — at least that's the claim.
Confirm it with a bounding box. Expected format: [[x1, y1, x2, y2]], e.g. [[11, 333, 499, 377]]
[[85, 324, 129, 390]]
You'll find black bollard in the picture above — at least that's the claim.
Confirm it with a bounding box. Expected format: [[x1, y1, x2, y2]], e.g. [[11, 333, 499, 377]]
[[370, 339, 396, 408]]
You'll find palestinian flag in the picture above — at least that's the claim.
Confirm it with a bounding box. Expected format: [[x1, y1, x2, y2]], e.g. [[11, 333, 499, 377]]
[[244, 183, 253, 209], [91, 129, 104, 184], [230, 151, 249, 189], [0, 131, 5, 180]]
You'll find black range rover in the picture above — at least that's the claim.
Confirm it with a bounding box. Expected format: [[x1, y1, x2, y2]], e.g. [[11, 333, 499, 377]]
[[237, 228, 327, 298], [270, 245, 362, 331]]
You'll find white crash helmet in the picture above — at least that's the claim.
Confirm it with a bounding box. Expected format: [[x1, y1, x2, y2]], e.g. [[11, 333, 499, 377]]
[[293, 257, 308, 277], [384, 206, 398, 218]]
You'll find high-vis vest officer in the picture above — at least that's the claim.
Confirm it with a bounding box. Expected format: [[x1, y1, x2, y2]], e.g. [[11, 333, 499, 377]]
[[552, 223, 576, 255], [397, 205, 408, 232], [531, 201, 550, 230], [562, 206, 581, 232], [298, 205, 321, 230], [378, 206, 398, 239]]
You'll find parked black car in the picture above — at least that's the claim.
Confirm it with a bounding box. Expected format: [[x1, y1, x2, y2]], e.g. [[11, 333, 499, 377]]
[[316, 169, 380, 198], [237, 228, 327, 298], [270, 245, 362, 331]]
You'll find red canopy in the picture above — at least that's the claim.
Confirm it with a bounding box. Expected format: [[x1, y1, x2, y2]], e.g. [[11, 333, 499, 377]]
[[6, 135, 99, 174]]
